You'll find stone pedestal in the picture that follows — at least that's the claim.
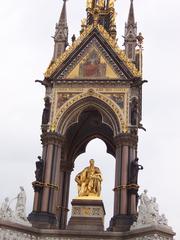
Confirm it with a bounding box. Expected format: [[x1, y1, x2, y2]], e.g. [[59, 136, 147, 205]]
[[108, 214, 135, 232], [28, 211, 57, 229], [67, 198, 105, 231]]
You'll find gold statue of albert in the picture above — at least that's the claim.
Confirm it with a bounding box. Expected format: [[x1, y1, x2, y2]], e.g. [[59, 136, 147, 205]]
[[75, 159, 102, 197]]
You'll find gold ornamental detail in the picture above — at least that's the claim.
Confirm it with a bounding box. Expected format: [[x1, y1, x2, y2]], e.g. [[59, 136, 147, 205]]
[[45, 24, 141, 78], [96, 25, 141, 77], [50, 89, 128, 133], [45, 25, 93, 78]]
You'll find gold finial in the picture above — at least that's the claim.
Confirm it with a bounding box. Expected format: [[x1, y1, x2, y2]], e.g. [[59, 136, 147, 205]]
[[93, 7, 100, 26], [86, 0, 92, 8], [109, 0, 116, 8], [97, 0, 105, 9], [111, 11, 117, 26], [81, 18, 87, 26], [80, 18, 87, 34]]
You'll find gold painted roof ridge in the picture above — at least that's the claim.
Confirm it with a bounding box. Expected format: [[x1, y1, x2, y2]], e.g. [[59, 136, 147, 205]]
[[44, 24, 141, 78]]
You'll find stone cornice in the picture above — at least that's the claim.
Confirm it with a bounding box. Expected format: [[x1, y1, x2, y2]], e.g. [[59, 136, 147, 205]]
[[114, 133, 138, 147], [41, 132, 64, 146]]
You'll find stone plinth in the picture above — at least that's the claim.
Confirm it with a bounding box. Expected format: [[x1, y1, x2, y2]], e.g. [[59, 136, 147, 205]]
[[67, 198, 105, 231], [28, 211, 57, 229], [0, 220, 176, 240]]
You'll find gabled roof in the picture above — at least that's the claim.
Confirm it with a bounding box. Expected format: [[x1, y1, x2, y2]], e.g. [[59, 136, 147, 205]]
[[45, 25, 141, 79]]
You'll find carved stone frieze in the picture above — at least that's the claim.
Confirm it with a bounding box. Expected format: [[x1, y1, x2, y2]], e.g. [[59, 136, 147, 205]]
[[72, 205, 104, 218], [132, 235, 173, 240], [0, 226, 175, 240], [51, 87, 129, 133]]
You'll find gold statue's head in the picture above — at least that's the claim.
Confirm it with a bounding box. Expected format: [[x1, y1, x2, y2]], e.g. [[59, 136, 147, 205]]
[[89, 159, 95, 166]]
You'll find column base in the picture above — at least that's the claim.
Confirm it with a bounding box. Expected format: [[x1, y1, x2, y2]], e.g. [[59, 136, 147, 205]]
[[67, 198, 105, 231], [28, 211, 57, 229], [107, 214, 136, 232]]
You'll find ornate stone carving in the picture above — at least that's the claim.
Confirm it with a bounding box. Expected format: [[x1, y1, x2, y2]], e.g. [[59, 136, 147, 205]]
[[51, 89, 127, 133], [45, 24, 141, 78], [133, 235, 172, 240], [72, 205, 104, 218], [131, 190, 172, 230], [15, 186, 27, 221], [45, 25, 93, 77], [0, 228, 36, 240], [0, 226, 174, 240], [0, 198, 13, 220]]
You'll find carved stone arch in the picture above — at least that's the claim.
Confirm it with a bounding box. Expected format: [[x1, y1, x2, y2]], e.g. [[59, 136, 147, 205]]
[[70, 132, 116, 161], [54, 90, 126, 135], [62, 106, 116, 167], [58, 98, 120, 136]]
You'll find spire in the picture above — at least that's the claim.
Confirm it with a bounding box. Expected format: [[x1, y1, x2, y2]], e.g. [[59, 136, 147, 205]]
[[52, 0, 68, 61], [58, 0, 67, 26], [124, 0, 137, 62], [127, 0, 135, 26]]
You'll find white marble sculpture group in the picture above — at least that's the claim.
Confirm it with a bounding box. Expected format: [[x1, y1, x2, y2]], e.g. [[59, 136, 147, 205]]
[[131, 190, 170, 229], [0, 186, 30, 226]]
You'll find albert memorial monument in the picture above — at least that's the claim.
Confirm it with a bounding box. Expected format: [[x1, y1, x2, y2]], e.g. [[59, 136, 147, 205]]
[[0, 0, 175, 239]]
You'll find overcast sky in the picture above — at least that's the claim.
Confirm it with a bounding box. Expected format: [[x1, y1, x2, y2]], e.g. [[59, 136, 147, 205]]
[[0, 0, 179, 238]]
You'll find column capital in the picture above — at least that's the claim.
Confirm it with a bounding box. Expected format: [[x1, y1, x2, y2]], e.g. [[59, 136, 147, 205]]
[[114, 133, 138, 147], [41, 132, 64, 146]]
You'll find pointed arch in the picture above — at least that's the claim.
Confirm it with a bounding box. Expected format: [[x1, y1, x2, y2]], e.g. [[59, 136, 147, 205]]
[[52, 89, 127, 135]]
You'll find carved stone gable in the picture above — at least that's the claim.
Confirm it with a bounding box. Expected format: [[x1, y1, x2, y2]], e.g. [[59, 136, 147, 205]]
[[56, 38, 128, 80]]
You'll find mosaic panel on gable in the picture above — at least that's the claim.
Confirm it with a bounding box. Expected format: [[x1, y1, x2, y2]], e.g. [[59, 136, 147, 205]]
[[79, 50, 106, 78], [66, 46, 120, 79]]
